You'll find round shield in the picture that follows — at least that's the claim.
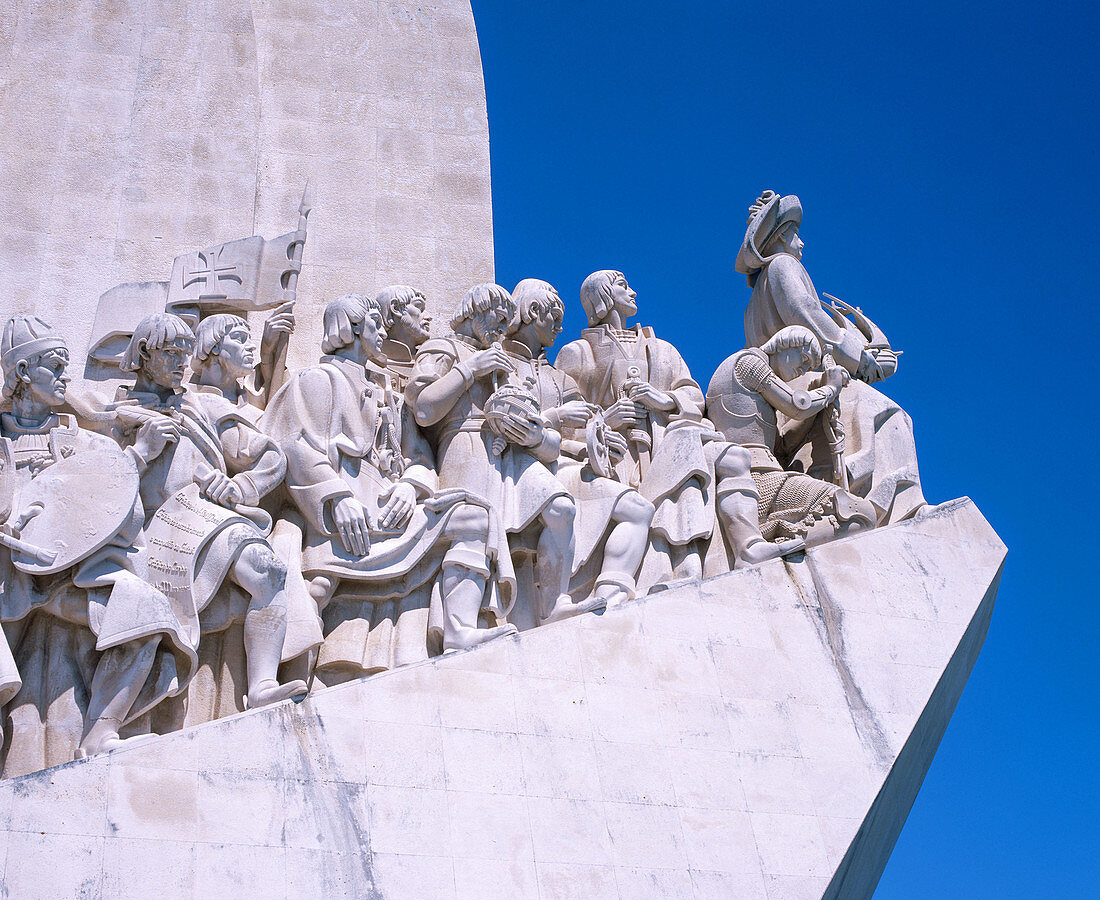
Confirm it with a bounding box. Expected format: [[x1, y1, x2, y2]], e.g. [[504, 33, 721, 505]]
[[12, 447, 139, 575], [586, 414, 614, 479]]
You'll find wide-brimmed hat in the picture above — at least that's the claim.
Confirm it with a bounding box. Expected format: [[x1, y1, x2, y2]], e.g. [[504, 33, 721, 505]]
[[1, 315, 66, 378], [734, 191, 803, 275]]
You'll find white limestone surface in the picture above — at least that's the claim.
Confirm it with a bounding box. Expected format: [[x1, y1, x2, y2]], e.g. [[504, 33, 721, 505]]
[[0, 498, 1005, 899], [0, 0, 493, 368]]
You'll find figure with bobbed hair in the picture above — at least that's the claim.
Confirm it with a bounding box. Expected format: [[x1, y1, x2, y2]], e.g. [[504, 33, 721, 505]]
[[264, 293, 517, 673], [558, 271, 798, 590], [407, 283, 601, 625], [0, 316, 197, 776], [504, 279, 655, 613], [114, 312, 308, 730], [706, 324, 877, 556]]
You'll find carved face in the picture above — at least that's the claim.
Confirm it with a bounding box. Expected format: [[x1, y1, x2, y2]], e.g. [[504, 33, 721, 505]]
[[773, 222, 804, 260], [470, 302, 512, 348], [216, 323, 257, 380], [19, 350, 70, 410], [397, 293, 432, 346], [609, 273, 637, 319], [772, 346, 814, 382], [532, 301, 564, 350], [143, 338, 193, 390], [359, 308, 388, 362]]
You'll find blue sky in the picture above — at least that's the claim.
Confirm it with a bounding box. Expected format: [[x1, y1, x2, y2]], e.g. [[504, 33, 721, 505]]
[[473, 1, 1097, 895]]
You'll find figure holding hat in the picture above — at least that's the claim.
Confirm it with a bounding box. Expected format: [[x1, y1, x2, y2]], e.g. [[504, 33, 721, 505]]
[[0, 315, 196, 777], [736, 191, 927, 523]]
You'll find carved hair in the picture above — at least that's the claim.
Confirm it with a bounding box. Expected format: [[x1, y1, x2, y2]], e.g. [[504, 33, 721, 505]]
[[761, 325, 822, 367], [510, 279, 564, 330], [375, 285, 425, 329], [321, 293, 382, 354], [579, 270, 624, 327], [192, 314, 249, 367], [449, 283, 515, 332], [121, 313, 195, 373], [1, 347, 69, 402]]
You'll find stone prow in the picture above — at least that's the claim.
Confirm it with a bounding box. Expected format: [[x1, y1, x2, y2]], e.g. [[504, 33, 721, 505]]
[[0, 499, 1004, 900]]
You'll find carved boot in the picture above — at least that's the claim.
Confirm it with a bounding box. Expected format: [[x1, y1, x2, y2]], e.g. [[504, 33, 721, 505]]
[[719, 485, 804, 569], [244, 602, 309, 708], [441, 552, 518, 652]]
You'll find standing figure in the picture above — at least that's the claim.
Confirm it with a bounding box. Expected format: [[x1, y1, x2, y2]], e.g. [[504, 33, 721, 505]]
[[556, 271, 795, 591], [706, 326, 876, 554], [0, 316, 195, 777], [407, 284, 603, 624], [505, 279, 654, 610], [264, 294, 516, 672], [115, 313, 308, 730], [736, 190, 927, 523]]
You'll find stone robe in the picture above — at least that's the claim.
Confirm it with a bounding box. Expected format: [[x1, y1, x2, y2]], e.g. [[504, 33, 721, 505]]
[[116, 386, 279, 730], [504, 341, 634, 577], [407, 336, 569, 536], [744, 253, 926, 523], [0, 413, 196, 777], [555, 325, 718, 548], [265, 354, 515, 678]]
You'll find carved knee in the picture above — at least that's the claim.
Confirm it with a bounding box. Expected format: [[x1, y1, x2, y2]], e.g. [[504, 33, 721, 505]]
[[444, 503, 489, 541], [616, 491, 655, 525], [542, 495, 576, 528], [235, 541, 287, 597], [713, 444, 752, 480]]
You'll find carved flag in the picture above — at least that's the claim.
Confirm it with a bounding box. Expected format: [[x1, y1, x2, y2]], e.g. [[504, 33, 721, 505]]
[[165, 228, 304, 315]]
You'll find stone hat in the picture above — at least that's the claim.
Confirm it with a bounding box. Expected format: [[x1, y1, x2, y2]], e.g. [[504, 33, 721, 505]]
[[1, 315, 66, 377], [734, 191, 803, 275]]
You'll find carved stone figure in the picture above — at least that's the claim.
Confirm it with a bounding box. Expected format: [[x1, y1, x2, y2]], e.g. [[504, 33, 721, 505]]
[[189, 314, 323, 685], [0, 316, 196, 777], [505, 279, 654, 609], [407, 284, 604, 624], [706, 326, 877, 554], [736, 191, 926, 523], [556, 271, 796, 591], [114, 313, 308, 728], [377, 285, 434, 392], [264, 294, 517, 664]]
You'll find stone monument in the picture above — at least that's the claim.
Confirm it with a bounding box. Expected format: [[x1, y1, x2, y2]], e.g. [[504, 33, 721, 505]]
[[0, 5, 1004, 900]]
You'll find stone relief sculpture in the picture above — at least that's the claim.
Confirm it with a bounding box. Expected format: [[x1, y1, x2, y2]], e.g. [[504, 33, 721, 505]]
[[706, 325, 877, 551], [504, 279, 654, 612], [556, 271, 796, 592], [0, 317, 195, 777], [0, 187, 931, 778], [736, 190, 926, 523], [113, 313, 308, 731], [264, 294, 517, 679], [407, 284, 604, 625]]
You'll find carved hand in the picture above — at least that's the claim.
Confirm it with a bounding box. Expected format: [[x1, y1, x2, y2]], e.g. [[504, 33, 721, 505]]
[[333, 496, 372, 557], [549, 400, 594, 430], [260, 301, 296, 356], [605, 430, 629, 463], [499, 414, 545, 449], [133, 416, 179, 462], [625, 380, 675, 412], [466, 346, 515, 379], [378, 482, 417, 531], [869, 347, 898, 379], [824, 365, 850, 392], [11, 501, 44, 535], [603, 397, 644, 430], [856, 349, 886, 385], [202, 472, 244, 508]]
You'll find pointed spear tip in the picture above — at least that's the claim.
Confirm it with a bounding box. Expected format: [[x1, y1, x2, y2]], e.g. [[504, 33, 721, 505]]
[[299, 178, 313, 216]]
